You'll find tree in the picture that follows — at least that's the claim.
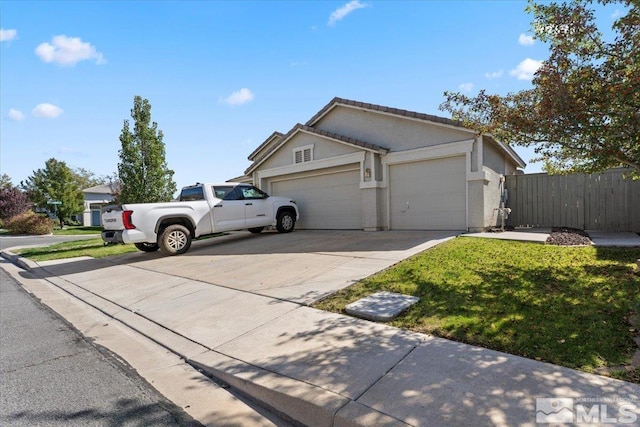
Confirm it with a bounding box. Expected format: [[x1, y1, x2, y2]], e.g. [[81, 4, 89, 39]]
[[0, 174, 12, 189], [21, 158, 84, 227], [73, 167, 107, 190], [0, 186, 31, 221], [439, 0, 639, 175], [118, 96, 176, 203]]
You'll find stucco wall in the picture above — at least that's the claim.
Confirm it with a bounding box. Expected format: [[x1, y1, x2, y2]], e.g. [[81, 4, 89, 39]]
[[315, 106, 473, 152], [258, 131, 360, 171]]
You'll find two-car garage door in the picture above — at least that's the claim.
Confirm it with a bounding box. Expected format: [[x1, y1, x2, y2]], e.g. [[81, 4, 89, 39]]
[[389, 156, 466, 230], [268, 156, 466, 231], [270, 166, 362, 229]]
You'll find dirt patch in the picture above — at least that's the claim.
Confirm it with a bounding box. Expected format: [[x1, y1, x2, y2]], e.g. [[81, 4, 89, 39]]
[[545, 227, 592, 246]]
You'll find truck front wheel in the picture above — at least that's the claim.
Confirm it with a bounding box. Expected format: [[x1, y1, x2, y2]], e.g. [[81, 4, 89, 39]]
[[276, 211, 295, 233], [159, 224, 192, 255]]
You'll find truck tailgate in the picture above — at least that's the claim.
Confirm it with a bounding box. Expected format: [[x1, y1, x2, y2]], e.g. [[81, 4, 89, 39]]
[[101, 208, 124, 230]]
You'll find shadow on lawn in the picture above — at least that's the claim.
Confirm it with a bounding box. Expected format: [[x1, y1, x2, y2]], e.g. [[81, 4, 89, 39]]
[[373, 259, 640, 372]]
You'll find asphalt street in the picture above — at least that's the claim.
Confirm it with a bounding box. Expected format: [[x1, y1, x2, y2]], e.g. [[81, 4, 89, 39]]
[[0, 265, 202, 427]]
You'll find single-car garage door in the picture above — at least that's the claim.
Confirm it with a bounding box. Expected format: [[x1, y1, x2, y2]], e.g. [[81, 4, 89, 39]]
[[389, 156, 466, 230], [271, 167, 362, 229]]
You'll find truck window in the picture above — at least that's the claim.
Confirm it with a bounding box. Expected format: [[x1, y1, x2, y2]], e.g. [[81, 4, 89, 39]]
[[179, 186, 205, 201], [213, 186, 242, 201], [241, 186, 268, 200]]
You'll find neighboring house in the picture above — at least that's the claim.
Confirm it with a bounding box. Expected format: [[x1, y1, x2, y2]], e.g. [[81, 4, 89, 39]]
[[243, 97, 526, 232], [81, 184, 114, 226]]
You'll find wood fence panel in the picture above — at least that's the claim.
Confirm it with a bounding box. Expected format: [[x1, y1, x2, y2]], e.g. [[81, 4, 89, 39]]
[[505, 169, 640, 231]]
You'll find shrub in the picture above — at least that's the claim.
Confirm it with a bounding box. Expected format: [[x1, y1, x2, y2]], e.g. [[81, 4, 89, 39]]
[[0, 187, 32, 220], [5, 211, 55, 235]]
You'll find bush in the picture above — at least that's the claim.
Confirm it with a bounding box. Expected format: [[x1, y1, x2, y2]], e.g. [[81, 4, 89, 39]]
[[5, 211, 55, 235], [0, 187, 31, 221]]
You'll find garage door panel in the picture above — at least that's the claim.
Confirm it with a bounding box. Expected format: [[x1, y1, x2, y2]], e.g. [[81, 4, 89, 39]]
[[390, 156, 466, 230], [271, 169, 362, 230]]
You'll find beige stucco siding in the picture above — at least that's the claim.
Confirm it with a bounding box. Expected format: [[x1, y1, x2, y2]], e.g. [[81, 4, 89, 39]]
[[483, 137, 513, 175], [314, 106, 473, 152], [258, 131, 360, 171]]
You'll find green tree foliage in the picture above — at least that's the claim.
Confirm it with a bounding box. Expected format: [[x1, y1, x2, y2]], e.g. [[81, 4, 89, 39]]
[[21, 158, 84, 227], [118, 96, 176, 203], [439, 0, 639, 175], [0, 174, 12, 189], [73, 167, 107, 190]]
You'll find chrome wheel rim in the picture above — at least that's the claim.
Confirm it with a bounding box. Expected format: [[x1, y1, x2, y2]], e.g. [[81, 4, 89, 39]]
[[167, 231, 187, 250]]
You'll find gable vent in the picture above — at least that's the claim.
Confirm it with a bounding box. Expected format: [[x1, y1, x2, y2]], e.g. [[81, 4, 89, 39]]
[[293, 146, 313, 164]]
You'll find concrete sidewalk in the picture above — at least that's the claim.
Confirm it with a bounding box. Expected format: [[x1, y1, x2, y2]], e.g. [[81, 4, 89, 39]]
[[2, 231, 639, 426]]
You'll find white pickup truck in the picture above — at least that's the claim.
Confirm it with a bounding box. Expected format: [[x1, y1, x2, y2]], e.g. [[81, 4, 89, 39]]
[[101, 183, 299, 255]]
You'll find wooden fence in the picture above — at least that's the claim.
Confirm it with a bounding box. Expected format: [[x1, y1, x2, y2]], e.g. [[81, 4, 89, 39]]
[[505, 169, 640, 231]]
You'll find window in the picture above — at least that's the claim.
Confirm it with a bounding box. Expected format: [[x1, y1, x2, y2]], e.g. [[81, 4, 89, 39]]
[[179, 186, 205, 201], [240, 185, 268, 200], [213, 186, 241, 200], [293, 145, 314, 164]]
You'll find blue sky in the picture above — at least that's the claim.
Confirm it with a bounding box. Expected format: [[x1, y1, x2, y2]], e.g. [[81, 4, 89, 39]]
[[0, 1, 622, 192]]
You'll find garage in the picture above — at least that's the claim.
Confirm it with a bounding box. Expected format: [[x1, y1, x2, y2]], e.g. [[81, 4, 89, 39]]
[[270, 166, 362, 229], [389, 156, 467, 230]]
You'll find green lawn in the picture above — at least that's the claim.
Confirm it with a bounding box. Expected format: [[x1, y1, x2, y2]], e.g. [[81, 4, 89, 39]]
[[53, 226, 103, 235], [15, 239, 138, 261], [314, 237, 640, 383]]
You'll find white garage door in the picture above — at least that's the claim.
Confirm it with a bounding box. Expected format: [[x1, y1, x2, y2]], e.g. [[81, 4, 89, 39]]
[[389, 156, 466, 230], [271, 168, 362, 229]]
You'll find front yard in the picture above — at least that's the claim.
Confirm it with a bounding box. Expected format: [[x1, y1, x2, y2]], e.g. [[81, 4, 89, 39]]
[[314, 237, 640, 383]]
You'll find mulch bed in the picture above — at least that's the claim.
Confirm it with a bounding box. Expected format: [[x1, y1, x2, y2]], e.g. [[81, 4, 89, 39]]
[[545, 227, 592, 246]]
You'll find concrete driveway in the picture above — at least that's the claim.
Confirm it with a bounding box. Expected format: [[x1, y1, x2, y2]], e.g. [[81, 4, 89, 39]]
[[30, 230, 458, 305]]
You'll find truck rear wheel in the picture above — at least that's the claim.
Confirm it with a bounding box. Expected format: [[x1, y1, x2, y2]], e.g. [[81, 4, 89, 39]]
[[159, 224, 192, 255], [134, 242, 159, 252]]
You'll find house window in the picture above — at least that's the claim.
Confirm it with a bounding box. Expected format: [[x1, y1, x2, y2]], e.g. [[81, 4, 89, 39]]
[[293, 145, 314, 164]]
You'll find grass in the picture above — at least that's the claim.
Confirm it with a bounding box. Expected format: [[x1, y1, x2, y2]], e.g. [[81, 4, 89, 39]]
[[53, 226, 103, 235], [15, 239, 138, 261], [314, 237, 640, 383]]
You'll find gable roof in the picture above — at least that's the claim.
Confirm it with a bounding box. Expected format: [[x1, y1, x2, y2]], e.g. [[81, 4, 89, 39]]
[[245, 123, 389, 174], [248, 131, 284, 161], [306, 97, 466, 130], [82, 184, 112, 194]]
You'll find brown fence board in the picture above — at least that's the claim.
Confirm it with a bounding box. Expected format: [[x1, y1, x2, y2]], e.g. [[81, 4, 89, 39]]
[[505, 169, 640, 231]]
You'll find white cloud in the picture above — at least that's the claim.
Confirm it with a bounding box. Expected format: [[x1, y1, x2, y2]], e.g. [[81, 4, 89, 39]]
[[328, 0, 368, 26], [220, 88, 254, 106], [0, 28, 17, 42], [8, 108, 25, 121], [612, 9, 622, 19], [35, 35, 105, 66], [510, 58, 543, 80], [458, 82, 473, 92], [32, 103, 64, 118], [518, 33, 535, 46], [485, 70, 504, 79]]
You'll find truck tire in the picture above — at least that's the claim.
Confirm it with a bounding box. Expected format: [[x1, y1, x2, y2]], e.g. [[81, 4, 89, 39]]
[[134, 242, 160, 252], [276, 211, 295, 233], [159, 224, 192, 255], [248, 227, 264, 234]]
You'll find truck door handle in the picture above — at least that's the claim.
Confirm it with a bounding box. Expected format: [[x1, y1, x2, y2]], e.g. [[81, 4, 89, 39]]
[[245, 202, 253, 206]]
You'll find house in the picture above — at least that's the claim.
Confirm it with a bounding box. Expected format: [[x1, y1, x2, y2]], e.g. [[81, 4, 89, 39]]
[[244, 97, 526, 232], [81, 184, 114, 226]]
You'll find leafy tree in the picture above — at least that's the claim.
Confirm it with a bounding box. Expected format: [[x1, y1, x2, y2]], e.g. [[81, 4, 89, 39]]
[[73, 167, 107, 190], [21, 158, 84, 227], [118, 96, 176, 203], [439, 0, 639, 175], [0, 186, 31, 221], [0, 174, 12, 189]]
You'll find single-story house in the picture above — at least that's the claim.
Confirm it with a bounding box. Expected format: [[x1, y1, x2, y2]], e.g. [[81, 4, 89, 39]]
[[81, 184, 114, 226], [242, 97, 526, 232]]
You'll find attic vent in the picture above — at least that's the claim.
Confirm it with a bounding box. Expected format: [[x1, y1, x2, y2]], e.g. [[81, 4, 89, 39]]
[[293, 145, 314, 164]]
